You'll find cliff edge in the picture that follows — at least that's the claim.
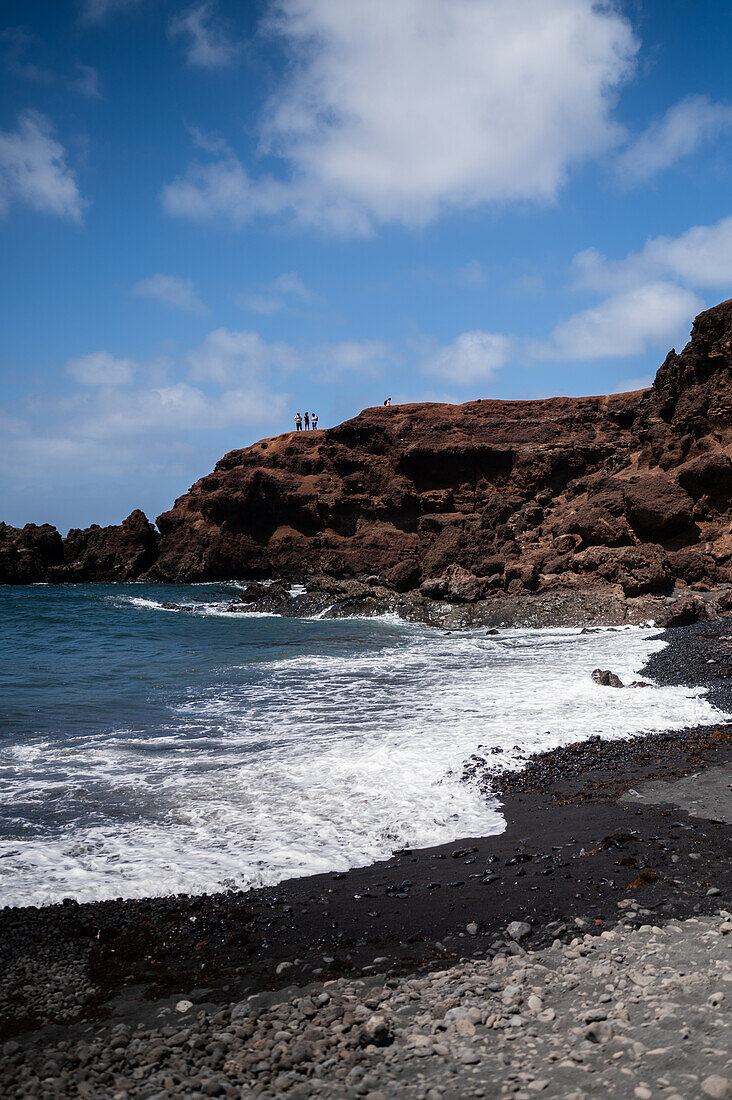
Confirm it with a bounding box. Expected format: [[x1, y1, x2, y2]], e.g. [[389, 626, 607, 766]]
[[4, 299, 732, 608]]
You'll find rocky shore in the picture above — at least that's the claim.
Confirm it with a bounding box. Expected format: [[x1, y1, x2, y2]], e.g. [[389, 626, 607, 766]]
[[1, 620, 731, 1097], [4, 299, 732, 619], [213, 575, 732, 629]]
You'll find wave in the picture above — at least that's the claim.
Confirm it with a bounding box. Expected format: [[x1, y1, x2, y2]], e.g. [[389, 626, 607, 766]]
[[0, 603, 727, 907]]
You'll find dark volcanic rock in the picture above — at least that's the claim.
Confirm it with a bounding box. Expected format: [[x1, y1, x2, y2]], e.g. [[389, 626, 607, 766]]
[[623, 475, 694, 539], [0, 522, 63, 582], [591, 668, 624, 688], [675, 452, 732, 500], [62, 510, 159, 581], [656, 595, 708, 628], [0, 511, 157, 583], [5, 298, 732, 595], [615, 543, 675, 597]]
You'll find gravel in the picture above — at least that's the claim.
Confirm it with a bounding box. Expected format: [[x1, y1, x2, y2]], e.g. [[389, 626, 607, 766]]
[[3, 910, 730, 1098]]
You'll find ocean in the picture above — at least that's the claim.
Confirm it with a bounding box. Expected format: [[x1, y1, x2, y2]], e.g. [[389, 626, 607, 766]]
[[0, 583, 725, 908]]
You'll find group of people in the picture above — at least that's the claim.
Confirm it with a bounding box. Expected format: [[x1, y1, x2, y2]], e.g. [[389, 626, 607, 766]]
[[293, 399, 392, 433], [294, 411, 318, 431]]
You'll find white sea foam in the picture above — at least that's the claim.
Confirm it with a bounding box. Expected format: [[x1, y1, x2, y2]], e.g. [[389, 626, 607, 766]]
[[0, 623, 726, 907], [122, 595, 280, 618]]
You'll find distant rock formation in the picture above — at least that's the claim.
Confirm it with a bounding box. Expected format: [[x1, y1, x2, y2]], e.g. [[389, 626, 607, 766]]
[[0, 510, 157, 583], [4, 298, 732, 610]]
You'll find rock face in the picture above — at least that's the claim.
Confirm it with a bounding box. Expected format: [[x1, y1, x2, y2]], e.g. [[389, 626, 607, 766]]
[[4, 299, 732, 599], [0, 511, 158, 583]]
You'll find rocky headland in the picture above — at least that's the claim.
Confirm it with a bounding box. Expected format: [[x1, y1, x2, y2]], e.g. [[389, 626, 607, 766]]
[[4, 298, 732, 626]]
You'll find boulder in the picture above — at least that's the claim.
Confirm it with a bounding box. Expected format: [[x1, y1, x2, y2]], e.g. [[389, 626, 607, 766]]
[[592, 669, 624, 688], [420, 576, 448, 600], [676, 453, 732, 499], [446, 567, 487, 602], [656, 596, 708, 628], [506, 921, 532, 941], [384, 559, 422, 591], [553, 533, 583, 554], [503, 558, 540, 591], [556, 491, 632, 547], [616, 544, 674, 597], [359, 1015, 393, 1047], [667, 548, 709, 584], [623, 476, 694, 539]]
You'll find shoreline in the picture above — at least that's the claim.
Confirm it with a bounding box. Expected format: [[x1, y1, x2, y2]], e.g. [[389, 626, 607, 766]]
[[2, 621, 731, 1053], [149, 576, 732, 630]]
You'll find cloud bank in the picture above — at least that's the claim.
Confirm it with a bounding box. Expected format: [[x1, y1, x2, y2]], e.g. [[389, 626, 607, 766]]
[[164, 0, 637, 234]]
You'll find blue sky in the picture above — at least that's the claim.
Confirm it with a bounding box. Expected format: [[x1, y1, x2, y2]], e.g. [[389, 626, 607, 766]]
[[2, 0, 732, 531]]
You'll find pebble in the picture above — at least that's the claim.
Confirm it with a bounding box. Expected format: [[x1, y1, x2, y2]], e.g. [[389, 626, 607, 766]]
[[702, 1076, 729, 1099], [3, 911, 731, 1098], [506, 921, 532, 942]]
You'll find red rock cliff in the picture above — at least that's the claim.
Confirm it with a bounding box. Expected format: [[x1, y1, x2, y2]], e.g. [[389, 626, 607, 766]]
[[3, 299, 732, 597]]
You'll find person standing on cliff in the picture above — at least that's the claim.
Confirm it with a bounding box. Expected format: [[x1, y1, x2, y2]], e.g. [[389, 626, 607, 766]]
[[294, 412, 302, 431], [311, 412, 318, 430], [304, 411, 310, 430], [384, 397, 391, 406]]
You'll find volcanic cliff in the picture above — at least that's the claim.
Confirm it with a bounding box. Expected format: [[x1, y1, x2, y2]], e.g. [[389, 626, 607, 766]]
[[4, 299, 732, 614]]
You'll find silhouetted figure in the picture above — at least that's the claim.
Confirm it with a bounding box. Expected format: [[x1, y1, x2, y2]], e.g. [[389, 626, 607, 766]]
[[304, 411, 310, 430], [312, 412, 318, 429], [294, 412, 302, 431], [383, 397, 391, 406]]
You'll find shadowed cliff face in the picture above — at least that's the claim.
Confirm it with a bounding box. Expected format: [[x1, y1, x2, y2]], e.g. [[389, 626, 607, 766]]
[[150, 391, 643, 586], [3, 299, 732, 601]]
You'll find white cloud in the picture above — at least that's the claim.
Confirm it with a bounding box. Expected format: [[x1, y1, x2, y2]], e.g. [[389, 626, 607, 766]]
[[0, 111, 84, 221], [161, 149, 291, 224], [72, 64, 101, 98], [573, 214, 732, 294], [132, 273, 207, 314], [315, 339, 389, 381], [80, 0, 145, 23], [164, 0, 637, 233], [79, 383, 285, 437], [187, 326, 386, 383], [541, 283, 703, 360], [169, 1, 240, 68], [236, 270, 312, 313], [188, 328, 301, 383], [65, 351, 138, 386], [616, 95, 732, 186], [269, 271, 310, 299], [424, 330, 513, 383]]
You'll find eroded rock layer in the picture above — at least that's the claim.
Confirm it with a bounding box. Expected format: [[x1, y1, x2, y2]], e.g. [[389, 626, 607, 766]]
[[3, 299, 732, 602]]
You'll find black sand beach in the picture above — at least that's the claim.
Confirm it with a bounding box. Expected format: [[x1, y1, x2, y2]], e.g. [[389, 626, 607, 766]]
[[2, 620, 731, 1096]]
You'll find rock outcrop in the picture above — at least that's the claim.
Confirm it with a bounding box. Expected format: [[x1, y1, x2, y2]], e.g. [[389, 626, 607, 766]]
[[4, 299, 732, 606], [0, 511, 158, 583]]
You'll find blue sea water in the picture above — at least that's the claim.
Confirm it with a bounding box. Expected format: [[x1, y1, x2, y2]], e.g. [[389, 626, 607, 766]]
[[0, 583, 726, 907]]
